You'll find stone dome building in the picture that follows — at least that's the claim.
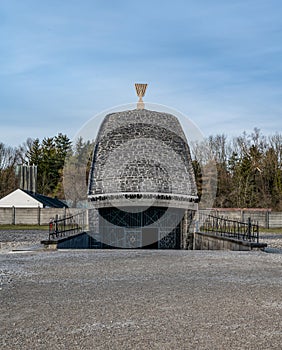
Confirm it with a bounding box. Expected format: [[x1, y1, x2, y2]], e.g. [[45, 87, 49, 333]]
[[88, 89, 198, 249]]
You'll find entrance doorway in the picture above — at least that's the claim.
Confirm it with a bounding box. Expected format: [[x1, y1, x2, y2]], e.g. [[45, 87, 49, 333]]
[[142, 228, 159, 249]]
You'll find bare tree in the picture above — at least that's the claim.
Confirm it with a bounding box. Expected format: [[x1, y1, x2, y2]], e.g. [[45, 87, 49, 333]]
[[0, 142, 21, 197]]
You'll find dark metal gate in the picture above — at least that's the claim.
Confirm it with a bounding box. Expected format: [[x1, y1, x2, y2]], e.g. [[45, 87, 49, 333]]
[[197, 211, 260, 243]]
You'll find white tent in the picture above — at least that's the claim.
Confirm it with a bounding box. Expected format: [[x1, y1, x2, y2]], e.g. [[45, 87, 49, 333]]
[[0, 189, 44, 208], [0, 188, 67, 208]]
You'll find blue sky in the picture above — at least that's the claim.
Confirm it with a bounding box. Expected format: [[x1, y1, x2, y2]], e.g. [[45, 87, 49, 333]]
[[1, 0, 282, 147]]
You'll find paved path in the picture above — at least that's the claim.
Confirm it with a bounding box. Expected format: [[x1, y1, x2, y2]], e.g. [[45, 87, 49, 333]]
[[260, 232, 282, 251], [1, 245, 281, 349]]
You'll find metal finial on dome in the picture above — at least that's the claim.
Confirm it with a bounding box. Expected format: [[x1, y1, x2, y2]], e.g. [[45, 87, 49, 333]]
[[135, 83, 147, 109]]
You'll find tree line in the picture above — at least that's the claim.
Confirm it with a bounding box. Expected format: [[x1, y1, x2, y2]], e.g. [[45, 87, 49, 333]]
[[0, 128, 281, 210], [0, 134, 93, 201], [191, 128, 282, 210]]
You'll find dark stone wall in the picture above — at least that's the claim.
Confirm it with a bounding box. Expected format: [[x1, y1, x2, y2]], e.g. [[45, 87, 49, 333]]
[[57, 232, 90, 249], [88, 109, 197, 198]]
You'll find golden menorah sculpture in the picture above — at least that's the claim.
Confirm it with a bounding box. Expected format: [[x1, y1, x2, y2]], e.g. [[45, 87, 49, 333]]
[[135, 83, 147, 109]]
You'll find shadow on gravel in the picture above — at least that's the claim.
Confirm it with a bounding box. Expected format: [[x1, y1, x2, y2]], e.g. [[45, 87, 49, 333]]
[[264, 247, 282, 254]]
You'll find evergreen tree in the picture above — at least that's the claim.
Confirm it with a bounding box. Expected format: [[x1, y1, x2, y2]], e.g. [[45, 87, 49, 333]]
[[24, 134, 72, 197]]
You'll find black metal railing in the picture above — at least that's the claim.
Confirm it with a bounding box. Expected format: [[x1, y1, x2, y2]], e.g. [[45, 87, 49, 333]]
[[48, 211, 86, 240], [197, 212, 259, 243]]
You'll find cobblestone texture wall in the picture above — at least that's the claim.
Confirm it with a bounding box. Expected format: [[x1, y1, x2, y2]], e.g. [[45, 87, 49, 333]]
[[88, 109, 197, 197]]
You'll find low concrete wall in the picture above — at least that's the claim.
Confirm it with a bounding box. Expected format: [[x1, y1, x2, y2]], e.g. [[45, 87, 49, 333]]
[[41, 232, 91, 250], [194, 232, 267, 251], [269, 212, 282, 228], [0, 208, 14, 224], [0, 207, 83, 225], [209, 209, 282, 228], [1, 207, 281, 228]]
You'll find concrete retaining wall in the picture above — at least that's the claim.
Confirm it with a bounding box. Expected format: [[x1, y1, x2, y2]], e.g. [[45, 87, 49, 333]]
[[41, 233, 90, 250], [194, 232, 267, 251], [57, 233, 90, 249], [42, 231, 266, 251]]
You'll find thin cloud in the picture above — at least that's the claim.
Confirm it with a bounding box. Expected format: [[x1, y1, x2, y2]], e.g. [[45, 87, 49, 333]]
[[0, 0, 282, 147]]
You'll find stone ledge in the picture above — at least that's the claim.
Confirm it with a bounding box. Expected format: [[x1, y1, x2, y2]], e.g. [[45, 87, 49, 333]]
[[40, 240, 58, 250], [194, 231, 267, 251]]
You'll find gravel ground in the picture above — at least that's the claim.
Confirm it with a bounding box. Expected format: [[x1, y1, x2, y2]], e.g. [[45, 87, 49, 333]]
[[0, 231, 282, 350], [260, 232, 282, 251], [0, 230, 48, 252]]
